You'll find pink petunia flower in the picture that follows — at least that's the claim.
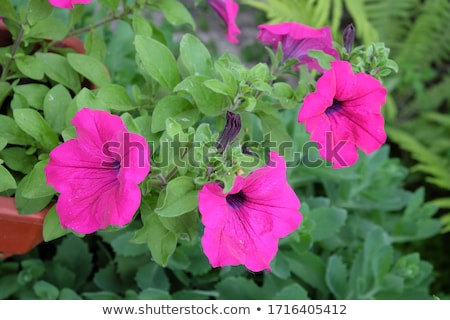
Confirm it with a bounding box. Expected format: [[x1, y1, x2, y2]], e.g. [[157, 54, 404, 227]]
[[297, 60, 387, 168], [207, 0, 241, 44], [45, 108, 150, 234], [257, 22, 339, 72], [198, 152, 302, 272], [48, 0, 91, 9]]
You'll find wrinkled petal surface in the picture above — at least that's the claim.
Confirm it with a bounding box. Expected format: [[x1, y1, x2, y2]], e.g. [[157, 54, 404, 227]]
[[45, 108, 150, 233], [257, 22, 339, 72], [198, 152, 302, 272], [207, 0, 241, 43], [298, 61, 387, 168], [48, 0, 91, 9]]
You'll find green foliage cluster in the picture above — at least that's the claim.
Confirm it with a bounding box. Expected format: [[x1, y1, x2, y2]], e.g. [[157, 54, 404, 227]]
[[244, 0, 450, 291]]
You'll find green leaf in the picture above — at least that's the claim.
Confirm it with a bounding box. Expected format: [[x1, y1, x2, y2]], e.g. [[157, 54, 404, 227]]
[[43, 206, 70, 242], [96, 84, 134, 111], [0, 137, 6, 151], [85, 30, 107, 61], [135, 263, 170, 291], [15, 56, 45, 80], [157, 0, 195, 29], [135, 35, 180, 90], [99, 0, 120, 9], [326, 255, 349, 299], [59, 288, 82, 300], [72, 87, 108, 111], [0, 115, 32, 146], [93, 263, 124, 293], [67, 53, 111, 88], [110, 231, 148, 257], [273, 283, 309, 300], [174, 75, 228, 116], [308, 207, 347, 241], [82, 292, 122, 300], [0, 164, 16, 192], [138, 288, 172, 300], [14, 173, 53, 215], [0, 275, 20, 299], [216, 277, 271, 299], [134, 213, 177, 266], [27, 17, 69, 41], [151, 95, 198, 132], [159, 211, 198, 241], [0, 81, 11, 106], [203, 79, 234, 97], [285, 250, 328, 294], [54, 235, 93, 289], [21, 160, 56, 198], [308, 49, 336, 70], [257, 108, 293, 159], [13, 84, 49, 110], [36, 52, 81, 92], [43, 84, 72, 134], [178, 34, 212, 76], [155, 176, 199, 217], [132, 15, 153, 36], [0, 147, 36, 174], [0, 0, 19, 21], [27, 0, 54, 25], [13, 108, 59, 151], [33, 281, 59, 300]]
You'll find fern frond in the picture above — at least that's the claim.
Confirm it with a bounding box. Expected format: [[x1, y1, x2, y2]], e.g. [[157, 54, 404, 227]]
[[386, 126, 450, 191], [396, 0, 450, 70], [439, 213, 450, 233], [242, 0, 344, 35], [364, 0, 420, 54], [409, 74, 450, 112]]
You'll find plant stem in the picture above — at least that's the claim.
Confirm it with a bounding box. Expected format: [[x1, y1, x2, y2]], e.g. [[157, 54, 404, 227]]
[[164, 147, 190, 182], [0, 25, 24, 82], [68, 7, 132, 37]]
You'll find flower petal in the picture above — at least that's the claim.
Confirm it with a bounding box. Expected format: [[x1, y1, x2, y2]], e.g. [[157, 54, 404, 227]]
[[48, 0, 91, 9], [198, 152, 302, 272], [257, 22, 339, 72], [207, 0, 241, 44], [45, 108, 150, 234]]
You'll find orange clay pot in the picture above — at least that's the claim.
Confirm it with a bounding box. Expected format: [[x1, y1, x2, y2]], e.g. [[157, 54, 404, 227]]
[[0, 196, 51, 259]]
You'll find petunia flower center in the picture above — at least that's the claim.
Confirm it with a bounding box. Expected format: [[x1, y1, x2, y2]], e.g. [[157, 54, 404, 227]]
[[111, 159, 121, 172], [325, 99, 343, 116], [226, 190, 247, 209]]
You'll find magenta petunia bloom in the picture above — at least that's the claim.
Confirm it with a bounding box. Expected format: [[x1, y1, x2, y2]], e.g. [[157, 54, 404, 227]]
[[198, 152, 302, 272], [298, 60, 387, 168], [207, 0, 241, 44], [48, 0, 91, 9], [257, 22, 339, 72], [45, 108, 150, 234]]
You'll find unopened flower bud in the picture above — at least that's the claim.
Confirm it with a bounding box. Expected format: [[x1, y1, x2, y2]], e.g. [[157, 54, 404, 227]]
[[343, 23, 355, 53], [215, 111, 241, 154]]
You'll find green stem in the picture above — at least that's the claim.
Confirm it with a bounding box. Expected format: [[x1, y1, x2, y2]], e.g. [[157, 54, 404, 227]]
[[68, 7, 133, 38], [0, 25, 24, 82], [164, 147, 190, 181]]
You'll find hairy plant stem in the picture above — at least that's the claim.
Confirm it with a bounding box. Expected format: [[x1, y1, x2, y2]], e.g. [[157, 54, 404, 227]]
[[0, 25, 24, 82], [162, 147, 190, 183], [68, 7, 133, 38]]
